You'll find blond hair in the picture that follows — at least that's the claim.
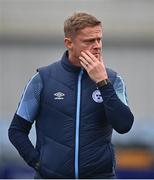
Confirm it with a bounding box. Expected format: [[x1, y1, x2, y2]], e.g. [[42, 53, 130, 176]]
[[64, 12, 102, 38]]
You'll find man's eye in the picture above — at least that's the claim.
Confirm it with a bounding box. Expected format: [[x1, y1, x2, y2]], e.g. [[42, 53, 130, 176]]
[[90, 40, 95, 43], [85, 40, 94, 44], [84, 39, 102, 44], [97, 38, 102, 43]]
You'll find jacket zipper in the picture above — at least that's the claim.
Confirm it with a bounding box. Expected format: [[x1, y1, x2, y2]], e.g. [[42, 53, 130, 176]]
[[75, 69, 83, 179]]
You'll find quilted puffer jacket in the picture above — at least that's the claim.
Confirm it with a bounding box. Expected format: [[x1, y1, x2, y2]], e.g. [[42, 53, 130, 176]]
[[34, 51, 134, 178]]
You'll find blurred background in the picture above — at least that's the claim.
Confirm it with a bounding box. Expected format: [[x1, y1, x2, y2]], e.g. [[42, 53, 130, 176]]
[[0, 0, 154, 178]]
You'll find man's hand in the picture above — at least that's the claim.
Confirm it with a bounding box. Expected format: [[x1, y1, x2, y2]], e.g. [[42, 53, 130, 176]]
[[79, 50, 108, 83]]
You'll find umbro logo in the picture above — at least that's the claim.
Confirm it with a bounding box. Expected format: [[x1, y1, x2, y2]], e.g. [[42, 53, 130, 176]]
[[54, 92, 65, 100]]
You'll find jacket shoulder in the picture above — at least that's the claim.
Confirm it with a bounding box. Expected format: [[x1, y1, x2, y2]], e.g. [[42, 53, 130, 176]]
[[106, 68, 117, 83], [37, 61, 60, 78]]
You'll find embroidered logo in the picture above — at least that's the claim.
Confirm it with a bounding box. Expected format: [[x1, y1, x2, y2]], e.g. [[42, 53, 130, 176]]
[[54, 92, 65, 100], [92, 90, 103, 103]]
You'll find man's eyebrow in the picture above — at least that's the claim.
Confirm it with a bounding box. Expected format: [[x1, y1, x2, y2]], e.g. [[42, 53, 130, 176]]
[[82, 37, 102, 41]]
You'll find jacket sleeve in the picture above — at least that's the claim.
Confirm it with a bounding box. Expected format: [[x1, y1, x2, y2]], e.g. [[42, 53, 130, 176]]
[[98, 76, 134, 134], [8, 114, 39, 169], [8, 72, 42, 169]]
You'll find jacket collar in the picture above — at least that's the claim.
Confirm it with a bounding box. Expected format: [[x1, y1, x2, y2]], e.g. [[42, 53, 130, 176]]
[[61, 51, 82, 73]]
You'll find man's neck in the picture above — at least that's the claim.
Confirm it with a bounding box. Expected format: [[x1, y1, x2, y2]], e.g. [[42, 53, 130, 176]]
[[68, 52, 81, 67]]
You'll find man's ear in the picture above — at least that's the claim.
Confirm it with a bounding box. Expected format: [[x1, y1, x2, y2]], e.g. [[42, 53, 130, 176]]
[[64, 37, 73, 49]]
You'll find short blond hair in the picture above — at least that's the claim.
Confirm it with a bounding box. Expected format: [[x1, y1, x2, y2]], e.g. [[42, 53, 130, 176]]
[[64, 12, 102, 38]]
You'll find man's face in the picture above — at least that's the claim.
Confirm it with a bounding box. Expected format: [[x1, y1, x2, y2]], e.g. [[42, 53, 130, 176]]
[[66, 25, 103, 66]]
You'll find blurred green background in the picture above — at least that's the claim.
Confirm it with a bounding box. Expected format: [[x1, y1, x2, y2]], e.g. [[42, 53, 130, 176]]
[[0, 0, 154, 178]]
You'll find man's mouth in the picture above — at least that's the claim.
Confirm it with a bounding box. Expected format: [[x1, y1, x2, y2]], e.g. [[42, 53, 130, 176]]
[[93, 53, 100, 57], [92, 51, 101, 55]]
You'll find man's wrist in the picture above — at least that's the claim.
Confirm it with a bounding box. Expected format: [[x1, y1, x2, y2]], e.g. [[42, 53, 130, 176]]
[[34, 161, 40, 171], [96, 79, 111, 88]]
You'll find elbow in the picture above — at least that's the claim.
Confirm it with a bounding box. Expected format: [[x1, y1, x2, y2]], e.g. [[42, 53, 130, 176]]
[[8, 127, 15, 144], [8, 114, 32, 144], [8, 126, 11, 142], [114, 112, 134, 134]]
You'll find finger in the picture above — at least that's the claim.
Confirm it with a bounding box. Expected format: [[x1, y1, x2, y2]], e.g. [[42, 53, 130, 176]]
[[79, 56, 90, 67], [80, 60, 88, 69], [85, 51, 98, 62], [80, 51, 95, 65]]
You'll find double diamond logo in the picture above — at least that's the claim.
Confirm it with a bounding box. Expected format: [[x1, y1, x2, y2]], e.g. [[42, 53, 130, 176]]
[[54, 92, 65, 100]]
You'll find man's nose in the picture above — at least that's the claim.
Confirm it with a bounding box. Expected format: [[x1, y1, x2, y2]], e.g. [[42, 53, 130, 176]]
[[93, 40, 101, 48]]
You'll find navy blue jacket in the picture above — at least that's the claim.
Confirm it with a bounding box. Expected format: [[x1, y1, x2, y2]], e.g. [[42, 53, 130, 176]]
[[8, 51, 134, 179]]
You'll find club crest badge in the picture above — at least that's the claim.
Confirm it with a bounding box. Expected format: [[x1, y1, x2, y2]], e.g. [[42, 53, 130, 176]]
[[92, 90, 103, 103]]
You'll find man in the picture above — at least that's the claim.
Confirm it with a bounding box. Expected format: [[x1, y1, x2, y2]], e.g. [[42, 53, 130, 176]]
[[8, 12, 134, 179]]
